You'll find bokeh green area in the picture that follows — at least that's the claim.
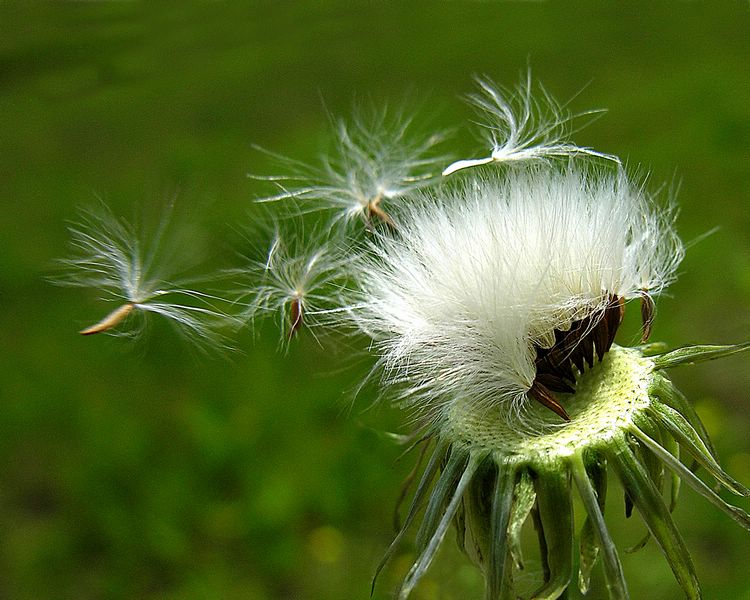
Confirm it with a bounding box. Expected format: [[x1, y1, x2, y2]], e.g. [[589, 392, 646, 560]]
[[1, 2, 750, 599]]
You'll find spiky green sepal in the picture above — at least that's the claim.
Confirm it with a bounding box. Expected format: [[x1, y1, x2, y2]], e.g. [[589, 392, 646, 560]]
[[376, 344, 750, 599]]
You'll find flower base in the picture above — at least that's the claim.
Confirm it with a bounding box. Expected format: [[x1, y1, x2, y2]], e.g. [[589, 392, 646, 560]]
[[379, 344, 750, 600]]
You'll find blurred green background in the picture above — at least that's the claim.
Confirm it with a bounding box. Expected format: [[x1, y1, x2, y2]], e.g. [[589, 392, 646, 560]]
[[1, 2, 750, 599]]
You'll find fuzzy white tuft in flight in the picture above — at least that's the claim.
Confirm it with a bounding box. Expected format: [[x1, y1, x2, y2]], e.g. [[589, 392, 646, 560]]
[[443, 74, 620, 176], [55, 205, 233, 347], [251, 106, 449, 227]]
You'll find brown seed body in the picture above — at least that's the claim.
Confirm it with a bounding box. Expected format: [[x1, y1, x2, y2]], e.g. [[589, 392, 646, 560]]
[[366, 194, 396, 229], [640, 293, 655, 343], [80, 303, 135, 335], [288, 297, 304, 339]]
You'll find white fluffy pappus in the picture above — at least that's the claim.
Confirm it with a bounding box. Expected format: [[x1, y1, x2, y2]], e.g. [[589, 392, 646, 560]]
[[251, 106, 449, 226], [55, 205, 233, 347], [443, 74, 620, 176], [238, 229, 353, 343], [348, 164, 684, 426]]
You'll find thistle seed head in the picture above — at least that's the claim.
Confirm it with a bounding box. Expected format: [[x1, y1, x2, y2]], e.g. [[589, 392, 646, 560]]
[[378, 344, 750, 600], [349, 165, 683, 428], [58, 73, 750, 600]]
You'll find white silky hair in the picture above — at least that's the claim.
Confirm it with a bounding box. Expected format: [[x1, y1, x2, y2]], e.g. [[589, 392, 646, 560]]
[[251, 106, 450, 225], [240, 230, 352, 341], [443, 74, 620, 176], [55, 205, 233, 346], [347, 164, 684, 426]]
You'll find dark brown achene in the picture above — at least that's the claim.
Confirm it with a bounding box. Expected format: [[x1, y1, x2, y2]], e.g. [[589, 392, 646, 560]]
[[288, 296, 304, 339], [529, 295, 626, 420]]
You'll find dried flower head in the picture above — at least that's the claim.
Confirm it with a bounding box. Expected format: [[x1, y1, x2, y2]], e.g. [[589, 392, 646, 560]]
[[350, 165, 683, 425], [238, 76, 750, 599], [376, 343, 750, 600], [55, 204, 231, 347], [236, 78, 747, 600], [251, 106, 449, 227]]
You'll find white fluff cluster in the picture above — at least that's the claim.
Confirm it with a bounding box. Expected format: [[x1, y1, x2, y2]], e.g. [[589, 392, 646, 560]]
[[252, 107, 448, 225], [349, 165, 683, 424], [239, 230, 350, 342], [55, 205, 232, 346], [239, 76, 685, 426], [443, 74, 619, 176], [60, 75, 685, 422]]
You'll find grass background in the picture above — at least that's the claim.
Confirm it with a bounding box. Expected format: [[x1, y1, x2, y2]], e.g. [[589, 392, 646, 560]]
[[1, 1, 750, 598]]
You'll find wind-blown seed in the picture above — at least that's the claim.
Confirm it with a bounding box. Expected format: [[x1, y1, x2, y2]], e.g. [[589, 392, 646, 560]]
[[56, 205, 232, 347], [288, 297, 303, 338]]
